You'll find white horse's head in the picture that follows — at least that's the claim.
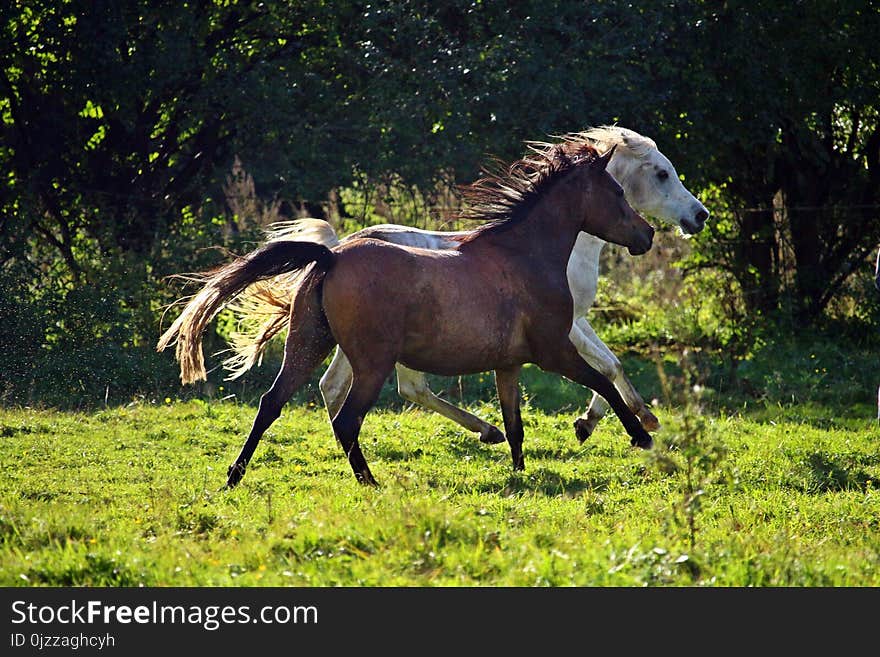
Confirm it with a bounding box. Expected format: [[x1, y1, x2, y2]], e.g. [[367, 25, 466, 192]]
[[583, 126, 709, 236]]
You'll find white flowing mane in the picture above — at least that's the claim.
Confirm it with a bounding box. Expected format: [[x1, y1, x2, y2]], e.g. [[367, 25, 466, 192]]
[[580, 125, 658, 161]]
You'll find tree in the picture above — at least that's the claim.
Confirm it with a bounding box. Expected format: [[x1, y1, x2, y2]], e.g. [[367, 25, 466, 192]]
[[1, 0, 703, 278], [664, 1, 880, 325]]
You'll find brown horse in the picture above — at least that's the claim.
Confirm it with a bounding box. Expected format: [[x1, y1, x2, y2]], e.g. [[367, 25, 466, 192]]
[[157, 140, 655, 487]]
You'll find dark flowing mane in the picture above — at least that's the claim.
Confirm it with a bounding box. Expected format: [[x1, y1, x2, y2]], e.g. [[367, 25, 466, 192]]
[[455, 136, 602, 243]]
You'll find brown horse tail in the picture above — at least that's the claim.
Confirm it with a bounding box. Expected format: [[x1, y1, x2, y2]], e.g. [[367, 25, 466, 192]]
[[156, 241, 336, 384], [221, 219, 341, 379]]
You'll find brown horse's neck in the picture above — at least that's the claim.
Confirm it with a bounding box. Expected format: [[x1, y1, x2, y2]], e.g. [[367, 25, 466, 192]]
[[463, 186, 584, 273]]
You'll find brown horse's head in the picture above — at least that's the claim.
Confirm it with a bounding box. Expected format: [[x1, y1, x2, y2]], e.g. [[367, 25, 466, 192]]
[[578, 146, 654, 255]]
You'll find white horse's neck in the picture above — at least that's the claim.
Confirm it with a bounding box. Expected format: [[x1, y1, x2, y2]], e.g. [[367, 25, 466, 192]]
[[566, 233, 605, 318]]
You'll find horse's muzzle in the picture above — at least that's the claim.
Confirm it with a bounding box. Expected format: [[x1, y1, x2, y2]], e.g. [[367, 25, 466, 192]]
[[627, 227, 654, 256], [681, 208, 710, 235]]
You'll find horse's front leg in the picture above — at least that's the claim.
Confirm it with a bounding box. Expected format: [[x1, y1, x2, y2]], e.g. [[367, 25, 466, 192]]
[[537, 340, 652, 450], [568, 317, 659, 442], [396, 364, 506, 444], [494, 366, 525, 471]]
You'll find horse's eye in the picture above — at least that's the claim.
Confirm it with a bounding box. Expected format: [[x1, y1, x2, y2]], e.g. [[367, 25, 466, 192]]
[[657, 170, 669, 181]]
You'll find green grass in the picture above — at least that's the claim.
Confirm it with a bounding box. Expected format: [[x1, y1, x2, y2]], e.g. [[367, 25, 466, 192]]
[[2, 377, 879, 586]]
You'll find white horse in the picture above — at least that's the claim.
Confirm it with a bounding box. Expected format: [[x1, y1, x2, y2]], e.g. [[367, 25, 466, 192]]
[[224, 126, 709, 443]]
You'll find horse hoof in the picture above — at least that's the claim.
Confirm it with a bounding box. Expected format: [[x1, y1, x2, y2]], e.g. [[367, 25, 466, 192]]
[[356, 471, 380, 487], [480, 426, 506, 444], [630, 434, 653, 450], [639, 410, 661, 432], [573, 417, 598, 443], [226, 463, 246, 488]]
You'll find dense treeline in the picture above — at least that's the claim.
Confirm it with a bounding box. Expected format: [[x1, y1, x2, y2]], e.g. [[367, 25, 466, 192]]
[[1, 1, 879, 406]]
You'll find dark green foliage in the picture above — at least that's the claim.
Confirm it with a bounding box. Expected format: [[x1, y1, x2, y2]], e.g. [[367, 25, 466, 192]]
[[668, 2, 880, 324]]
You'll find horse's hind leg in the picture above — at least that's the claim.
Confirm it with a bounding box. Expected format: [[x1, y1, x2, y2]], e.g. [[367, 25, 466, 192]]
[[396, 364, 505, 444], [332, 365, 393, 486], [226, 278, 335, 488], [494, 366, 524, 471], [226, 334, 334, 487], [319, 346, 353, 421]]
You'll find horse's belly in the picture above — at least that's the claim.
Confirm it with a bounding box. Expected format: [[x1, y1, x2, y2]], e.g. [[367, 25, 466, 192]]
[[399, 313, 530, 376], [398, 348, 524, 377]]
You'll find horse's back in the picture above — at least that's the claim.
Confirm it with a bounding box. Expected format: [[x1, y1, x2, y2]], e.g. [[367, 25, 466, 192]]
[[347, 224, 466, 250], [323, 237, 467, 313]]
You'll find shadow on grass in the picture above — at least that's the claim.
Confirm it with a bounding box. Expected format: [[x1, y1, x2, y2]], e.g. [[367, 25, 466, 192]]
[[472, 467, 610, 498], [779, 451, 878, 494]]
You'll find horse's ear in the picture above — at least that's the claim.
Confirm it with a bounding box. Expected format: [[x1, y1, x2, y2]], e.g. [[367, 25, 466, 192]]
[[593, 144, 617, 171]]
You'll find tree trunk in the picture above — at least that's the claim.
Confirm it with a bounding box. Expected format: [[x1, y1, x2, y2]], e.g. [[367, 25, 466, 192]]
[[734, 207, 778, 315], [788, 207, 824, 326]]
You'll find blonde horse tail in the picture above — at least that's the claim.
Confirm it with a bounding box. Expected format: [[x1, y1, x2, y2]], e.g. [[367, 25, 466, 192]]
[[222, 219, 342, 379], [264, 218, 341, 248], [157, 240, 336, 385]]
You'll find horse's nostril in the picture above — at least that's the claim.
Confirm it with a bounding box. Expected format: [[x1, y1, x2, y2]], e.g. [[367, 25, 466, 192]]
[[695, 208, 709, 225]]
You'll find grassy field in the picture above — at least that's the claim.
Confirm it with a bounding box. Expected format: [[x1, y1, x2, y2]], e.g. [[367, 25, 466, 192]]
[[2, 359, 879, 587]]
